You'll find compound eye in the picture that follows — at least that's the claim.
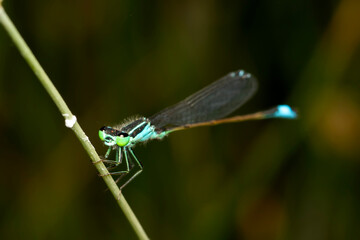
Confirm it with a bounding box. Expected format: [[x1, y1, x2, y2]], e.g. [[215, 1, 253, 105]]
[[98, 126, 107, 141], [115, 132, 130, 147]]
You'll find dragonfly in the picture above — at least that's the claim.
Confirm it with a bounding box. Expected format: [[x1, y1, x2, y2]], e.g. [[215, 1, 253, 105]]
[[98, 70, 297, 190]]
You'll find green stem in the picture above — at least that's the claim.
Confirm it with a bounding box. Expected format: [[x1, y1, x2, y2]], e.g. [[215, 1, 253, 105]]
[[0, 5, 149, 240]]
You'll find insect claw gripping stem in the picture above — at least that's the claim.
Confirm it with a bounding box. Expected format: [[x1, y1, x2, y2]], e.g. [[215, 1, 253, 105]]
[[99, 147, 144, 190], [102, 148, 131, 185], [92, 157, 118, 165], [98, 172, 111, 177], [92, 158, 103, 165]]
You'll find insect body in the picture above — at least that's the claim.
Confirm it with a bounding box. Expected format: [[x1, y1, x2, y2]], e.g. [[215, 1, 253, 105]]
[[99, 70, 297, 189]]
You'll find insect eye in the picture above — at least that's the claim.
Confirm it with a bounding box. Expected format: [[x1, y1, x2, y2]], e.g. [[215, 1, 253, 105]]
[[115, 132, 130, 147], [98, 126, 107, 141]]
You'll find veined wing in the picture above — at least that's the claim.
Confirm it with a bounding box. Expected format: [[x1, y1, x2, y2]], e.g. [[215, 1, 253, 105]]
[[149, 70, 258, 131]]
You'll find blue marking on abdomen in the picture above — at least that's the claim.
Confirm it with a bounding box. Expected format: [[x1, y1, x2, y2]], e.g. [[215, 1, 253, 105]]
[[272, 105, 297, 119]]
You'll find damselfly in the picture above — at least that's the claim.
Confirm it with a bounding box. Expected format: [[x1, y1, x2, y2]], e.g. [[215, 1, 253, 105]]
[[98, 70, 297, 189]]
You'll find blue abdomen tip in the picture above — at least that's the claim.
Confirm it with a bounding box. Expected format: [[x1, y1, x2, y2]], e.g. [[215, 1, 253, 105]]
[[274, 105, 297, 119]]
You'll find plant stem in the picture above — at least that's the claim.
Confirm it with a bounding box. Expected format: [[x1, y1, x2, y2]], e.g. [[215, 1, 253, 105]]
[[0, 5, 149, 240]]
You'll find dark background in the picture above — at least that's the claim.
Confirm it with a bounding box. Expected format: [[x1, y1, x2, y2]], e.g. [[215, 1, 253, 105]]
[[1, 0, 360, 239]]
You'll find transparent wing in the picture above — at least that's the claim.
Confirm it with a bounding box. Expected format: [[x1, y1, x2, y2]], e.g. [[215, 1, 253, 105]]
[[149, 70, 258, 131]]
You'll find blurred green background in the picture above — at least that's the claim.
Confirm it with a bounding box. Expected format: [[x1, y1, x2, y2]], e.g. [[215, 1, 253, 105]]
[[1, 0, 360, 239]]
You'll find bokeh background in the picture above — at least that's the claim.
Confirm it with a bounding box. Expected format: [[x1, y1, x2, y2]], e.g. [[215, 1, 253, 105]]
[[1, 0, 360, 239]]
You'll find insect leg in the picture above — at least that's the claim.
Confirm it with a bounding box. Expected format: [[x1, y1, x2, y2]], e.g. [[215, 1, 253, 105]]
[[119, 148, 143, 190]]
